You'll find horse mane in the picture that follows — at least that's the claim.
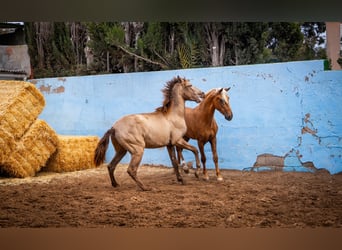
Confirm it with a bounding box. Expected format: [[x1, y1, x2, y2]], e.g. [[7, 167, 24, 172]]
[[205, 89, 218, 98], [203, 88, 220, 100], [155, 76, 186, 113]]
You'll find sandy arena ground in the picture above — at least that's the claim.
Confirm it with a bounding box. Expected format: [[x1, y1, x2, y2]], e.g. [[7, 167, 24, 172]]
[[0, 164, 341, 228]]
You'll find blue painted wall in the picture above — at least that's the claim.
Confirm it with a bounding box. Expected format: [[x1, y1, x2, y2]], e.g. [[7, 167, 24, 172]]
[[31, 60, 342, 174]]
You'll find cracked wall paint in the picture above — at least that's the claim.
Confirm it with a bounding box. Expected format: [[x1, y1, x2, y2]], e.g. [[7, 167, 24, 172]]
[[31, 60, 342, 174], [249, 110, 342, 174], [246, 113, 324, 173], [246, 150, 318, 173], [37, 83, 65, 94]]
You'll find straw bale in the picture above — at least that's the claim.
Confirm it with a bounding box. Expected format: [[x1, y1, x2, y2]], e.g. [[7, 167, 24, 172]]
[[0, 80, 45, 163], [45, 135, 100, 173], [0, 119, 58, 178], [0, 128, 16, 163]]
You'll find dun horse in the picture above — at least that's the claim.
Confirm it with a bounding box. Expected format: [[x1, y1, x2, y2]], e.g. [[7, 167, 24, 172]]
[[94, 76, 205, 191], [176, 87, 233, 181]]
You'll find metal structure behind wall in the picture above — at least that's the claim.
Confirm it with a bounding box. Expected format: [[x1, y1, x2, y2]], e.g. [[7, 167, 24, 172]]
[[0, 22, 31, 80]]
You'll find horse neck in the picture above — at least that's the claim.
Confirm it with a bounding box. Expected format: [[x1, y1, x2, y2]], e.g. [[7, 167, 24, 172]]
[[168, 90, 186, 118], [196, 96, 216, 124]]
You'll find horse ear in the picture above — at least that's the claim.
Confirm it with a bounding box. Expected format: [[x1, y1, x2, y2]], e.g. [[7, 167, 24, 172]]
[[225, 87, 231, 92], [218, 88, 223, 93]]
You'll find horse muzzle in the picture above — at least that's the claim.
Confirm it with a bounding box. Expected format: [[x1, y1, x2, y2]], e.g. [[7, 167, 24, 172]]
[[225, 113, 233, 121], [196, 92, 205, 103]]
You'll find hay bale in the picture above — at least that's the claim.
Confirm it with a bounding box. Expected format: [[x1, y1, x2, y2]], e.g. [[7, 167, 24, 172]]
[[45, 135, 100, 173], [0, 80, 45, 163], [1, 119, 58, 178], [0, 128, 16, 163]]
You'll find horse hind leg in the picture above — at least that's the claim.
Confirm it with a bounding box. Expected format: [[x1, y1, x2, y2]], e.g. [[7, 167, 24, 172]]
[[107, 147, 127, 187], [107, 135, 127, 187], [127, 152, 151, 191]]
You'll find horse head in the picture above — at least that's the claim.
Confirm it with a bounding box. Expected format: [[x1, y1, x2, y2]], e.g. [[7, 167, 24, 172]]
[[157, 76, 204, 113], [214, 87, 233, 121], [178, 77, 204, 103]]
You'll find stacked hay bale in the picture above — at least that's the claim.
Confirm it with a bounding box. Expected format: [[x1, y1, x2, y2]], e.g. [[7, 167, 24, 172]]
[[0, 81, 46, 162], [45, 135, 99, 173], [1, 119, 58, 177], [0, 80, 99, 178], [0, 80, 57, 177]]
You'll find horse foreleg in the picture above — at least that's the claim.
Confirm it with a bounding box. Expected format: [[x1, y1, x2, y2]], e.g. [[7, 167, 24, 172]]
[[175, 138, 201, 179], [176, 146, 182, 164], [107, 148, 127, 187], [198, 141, 209, 181], [167, 145, 184, 184], [209, 136, 223, 181], [176, 145, 189, 174], [127, 152, 151, 191]]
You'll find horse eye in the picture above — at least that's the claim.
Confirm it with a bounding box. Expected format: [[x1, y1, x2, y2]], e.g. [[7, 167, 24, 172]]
[[220, 99, 225, 105]]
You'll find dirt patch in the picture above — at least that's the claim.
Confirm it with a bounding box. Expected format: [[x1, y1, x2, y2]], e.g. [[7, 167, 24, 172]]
[[1, 164, 341, 228]]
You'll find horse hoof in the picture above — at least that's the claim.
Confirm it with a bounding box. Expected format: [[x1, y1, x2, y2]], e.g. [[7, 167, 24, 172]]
[[194, 172, 200, 179], [177, 175, 183, 182], [181, 162, 190, 174], [217, 176, 224, 181], [141, 186, 152, 191], [182, 166, 189, 174], [203, 175, 209, 181]]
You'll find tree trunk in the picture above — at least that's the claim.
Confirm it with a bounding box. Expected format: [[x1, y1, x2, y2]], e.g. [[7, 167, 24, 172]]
[[106, 51, 110, 72], [219, 36, 225, 65], [205, 23, 225, 67], [69, 22, 86, 66], [123, 22, 131, 73], [84, 36, 94, 70], [169, 27, 175, 54], [211, 35, 220, 66], [132, 22, 144, 71], [234, 43, 239, 65], [122, 22, 144, 72], [34, 22, 51, 69]]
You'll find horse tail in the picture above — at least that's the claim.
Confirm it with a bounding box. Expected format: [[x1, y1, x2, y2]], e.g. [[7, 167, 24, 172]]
[[94, 127, 115, 166]]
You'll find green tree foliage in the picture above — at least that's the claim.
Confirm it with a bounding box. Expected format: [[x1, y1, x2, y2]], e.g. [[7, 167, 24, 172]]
[[266, 22, 304, 62], [25, 22, 87, 78], [141, 22, 180, 70], [177, 23, 203, 68], [24, 22, 327, 78], [298, 22, 327, 60], [225, 22, 269, 65], [51, 23, 76, 72], [85, 22, 122, 73]]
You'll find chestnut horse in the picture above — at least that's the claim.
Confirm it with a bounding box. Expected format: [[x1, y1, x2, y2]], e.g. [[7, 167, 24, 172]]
[[94, 76, 205, 191], [176, 87, 233, 181]]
